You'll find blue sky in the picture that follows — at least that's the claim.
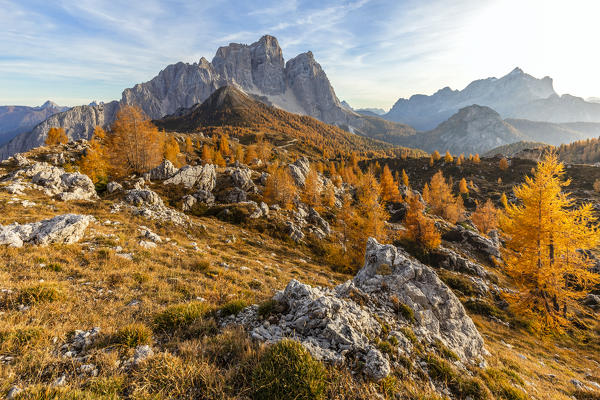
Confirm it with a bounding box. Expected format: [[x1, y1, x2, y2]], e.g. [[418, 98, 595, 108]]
[[2, 0, 599, 109]]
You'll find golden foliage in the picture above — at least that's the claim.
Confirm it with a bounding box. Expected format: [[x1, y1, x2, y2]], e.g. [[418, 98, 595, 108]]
[[444, 151, 453, 163], [380, 164, 401, 203], [432, 150, 441, 161], [244, 144, 258, 164], [426, 170, 465, 224], [45, 127, 68, 145], [471, 199, 498, 235], [202, 145, 214, 164], [403, 192, 440, 250], [473, 154, 481, 164], [263, 166, 297, 209], [78, 126, 108, 184], [164, 136, 181, 166], [401, 169, 409, 188], [323, 181, 336, 208], [499, 157, 509, 170], [184, 136, 194, 154], [107, 106, 164, 177], [458, 178, 469, 194], [301, 166, 321, 207], [214, 151, 226, 167], [499, 154, 600, 330]]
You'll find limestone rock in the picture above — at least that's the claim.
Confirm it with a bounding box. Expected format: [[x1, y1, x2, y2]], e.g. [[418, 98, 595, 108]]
[[443, 225, 500, 261], [0, 214, 94, 247], [164, 164, 216, 190], [124, 189, 164, 207], [288, 157, 310, 187], [148, 159, 178, 181], [106, 181, 122, 193], [182, 195, 197, 211]]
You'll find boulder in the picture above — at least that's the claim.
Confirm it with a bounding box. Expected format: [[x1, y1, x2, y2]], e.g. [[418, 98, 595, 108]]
[[429, 248, 489, 278], [182, 195, 197, 211], [307, 207, 330, 236], [164, 164, 216, 190], [443, 225, 500, 261], [0, 214, 95, 247], [249, 202, 269, 219], [148, 159, 178, 181], [221, 187, 247, 203], [227, 166, 256, 192], [285, 221, 304, 242], [194, 189, 215, 205], [124, 189, 164, 207], [226, 238, 487, 380], [288, 157, 310, 187], [106, 181, 123, 193]]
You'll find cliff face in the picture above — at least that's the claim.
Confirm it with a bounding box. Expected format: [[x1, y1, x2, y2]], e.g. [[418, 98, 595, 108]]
[[2, 35, 396, 160]]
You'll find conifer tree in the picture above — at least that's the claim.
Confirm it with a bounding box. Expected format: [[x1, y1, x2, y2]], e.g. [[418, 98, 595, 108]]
[[458, 178, 469, 194], [218, 134, 230, 156], [357, 171, 388, 241], [429, 156, 434, 167], [184, 136, 194, 154], [214, 150, 226, 167], [473, 154, 481, 164], [164, 136, 180, 166], [471, 198, 498, 235], [500, 154, 600, 330], [444, 151, 453, 163], [107, 105, 164, 176], [78, 126, 108, 183], [403, 192, 441, 250], [422, 183, 431, 203], [499, 157, 509, 170], [301, 166, 321, 207], [380, 164, 401, 202], [46, 127, 68, 145], [235, 145, 244, 164], [202, 145, 214, 164], [323, 181, 337, 208], [263, 166, 297, 209], [427, 170, 464, 223], [401, 169, 410, 187], [245, 144, 258, 164], [432, 150, 441, 161]]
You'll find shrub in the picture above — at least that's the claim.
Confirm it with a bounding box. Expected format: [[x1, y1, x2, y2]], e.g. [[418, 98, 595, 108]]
[[153, 301, 211, 333], [111, 323, 152, 348], [438, 271, 477, 297], [252, 340, 326, 400], [0, 327, 45, 353], [257, 299, 284, 319], [17, 283, 62, 305], [220, 299, 248, 317], [432, 339, 459, 361], [464, 299, 504, 319]]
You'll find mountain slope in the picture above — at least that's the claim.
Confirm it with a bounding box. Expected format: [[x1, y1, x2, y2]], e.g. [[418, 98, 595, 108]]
[[155, 86, 423, 158], [384, 67, 600, 130], [0, 101, 69, 145], [505, 118, 600, 146], [0, 35, 412, 159]]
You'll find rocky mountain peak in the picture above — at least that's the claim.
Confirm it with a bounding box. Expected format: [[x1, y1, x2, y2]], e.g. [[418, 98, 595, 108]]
[[39, 100, 59, 110]]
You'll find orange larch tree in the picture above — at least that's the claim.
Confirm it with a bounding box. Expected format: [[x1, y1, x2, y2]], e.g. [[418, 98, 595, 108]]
[[403, 192, 441, 250], [380, 164, 401, 203], [471, 198, 498, 235], [46, 127, 68, 145]]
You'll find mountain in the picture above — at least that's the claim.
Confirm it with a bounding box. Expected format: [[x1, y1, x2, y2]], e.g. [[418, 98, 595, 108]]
[[356, 107, 386, 116], [401, 105, 525, 154], [1, 35, 412, 160], [155, 86, 423, 157], [504, 119, 600, 146], [483, 141, 550, 157], [384, 67, 600, 130], [0, 101, 69, 145]]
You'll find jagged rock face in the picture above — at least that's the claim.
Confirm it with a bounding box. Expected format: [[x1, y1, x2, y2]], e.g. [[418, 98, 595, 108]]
[[225, 238, 486, 380], [0, 102, 119, 161], [0, 214, 94, 247], [147, 159, 178, 181], [0, 102, 69, 145], [0, 35, 368, 160], [288, 157, 311, 187], [121, 59, 222, 120]]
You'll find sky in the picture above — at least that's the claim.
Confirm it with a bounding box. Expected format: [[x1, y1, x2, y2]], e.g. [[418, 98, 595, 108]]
[[1, 0, 599, 109]]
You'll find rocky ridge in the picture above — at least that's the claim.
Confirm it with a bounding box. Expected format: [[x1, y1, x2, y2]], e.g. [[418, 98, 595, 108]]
[[225, 238, 487, 381]]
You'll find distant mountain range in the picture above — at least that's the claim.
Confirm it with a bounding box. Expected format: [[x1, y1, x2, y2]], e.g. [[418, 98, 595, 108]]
[[0, 101, 69, 145], [3, 35, 600, 159], [383, 67, 600, 131], [0, 35, 412, 160]]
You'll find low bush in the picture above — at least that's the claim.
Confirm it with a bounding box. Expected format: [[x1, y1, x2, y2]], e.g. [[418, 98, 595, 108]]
[[220, 299, 248, 317], [252, 340, 326, 400], [111, 323, 152, 348], [153, 301, 211, 333]]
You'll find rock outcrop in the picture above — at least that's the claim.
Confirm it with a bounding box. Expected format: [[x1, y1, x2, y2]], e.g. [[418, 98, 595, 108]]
[[164, 164, 216, 190], [147, 159, 178, 181], [0, 214, 94, 247], [225, 239, 486, 380], [3, 162, 97, 201]]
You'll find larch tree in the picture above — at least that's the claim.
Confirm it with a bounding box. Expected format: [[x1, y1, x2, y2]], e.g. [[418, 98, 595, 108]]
[[184, 136, 194, 154], [202, 145, 214, 164], [164, 136, 181, 166], [471, 198, 498, 235], [459, 178, 469, 194], [401, 169, 410, 187], [380, 164, 401, 203], [499, 154, 600, 330], [301, 166, 322, 207], [214, 150, 227, 167], [403, 192, 441, 250], [499, 157, 509, 170], [427, 170, 464, 223], [107, 105, 164, 177], [357, 171, 389, 242], [78, 126, 108, 184], [218, 134, 230, 156], [444, 151, 453, 163], [473, 154, 481, 164], [235, 145, 245, 164], [263, 166, 297, 209], [432, 150, 441, 161], [323, 181, 337, 208], [245, 144, 258, 164], [46, 127, 68, 146]]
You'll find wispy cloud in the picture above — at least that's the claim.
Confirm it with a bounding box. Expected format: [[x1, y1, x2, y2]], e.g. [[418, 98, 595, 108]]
[[2, 0, 599, 108]]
